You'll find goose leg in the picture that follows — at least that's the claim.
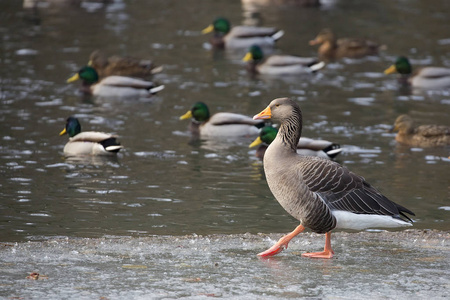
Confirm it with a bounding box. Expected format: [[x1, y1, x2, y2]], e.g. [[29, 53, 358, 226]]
[[302, 232, 334, 259], [258, 224, 305, 257]]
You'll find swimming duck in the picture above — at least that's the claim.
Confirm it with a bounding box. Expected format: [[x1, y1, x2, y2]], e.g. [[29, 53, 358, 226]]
[[384, 56, 450, 90], [179, 102, 265, 137], [59, 116, 123, 156], [88, 50, 163, 79], [202, 17, 284, 49], [242, 45, 325, 75], [67, 66, 164, 98], [249, 125, 342, 160], [253, 98, 414, 258], [309, 28, 383, 60], [389, 114, 450, 147]]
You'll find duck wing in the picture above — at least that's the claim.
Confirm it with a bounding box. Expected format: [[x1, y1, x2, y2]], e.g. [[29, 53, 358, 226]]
[[209, 112, 265, 127], [298, 157, 414, 221], [416, 67, 450, 79], [69, 131, 117, 143], [100, 76, 155, 89], [416, 124, 450, 137], [264, 55, 318, 67], [229, 26, 279, 38]]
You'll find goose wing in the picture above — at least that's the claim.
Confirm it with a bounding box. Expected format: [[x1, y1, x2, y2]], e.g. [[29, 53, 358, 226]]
[[298, 157, 414, 221]]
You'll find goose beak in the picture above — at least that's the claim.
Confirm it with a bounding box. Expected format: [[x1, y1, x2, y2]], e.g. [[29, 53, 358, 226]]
[[201, 24, 214, 34], [249, 136, 263, 148], [253, 106, 272, 120], [242, 52, 253, 62], [67, 73, 80, 83], [59, 128, 67, 136], [179, 110, 193, 120], [384, 65, 397, 75]]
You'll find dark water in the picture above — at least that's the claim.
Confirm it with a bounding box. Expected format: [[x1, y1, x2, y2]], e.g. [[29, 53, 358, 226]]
[[1, 0, 449, 245]]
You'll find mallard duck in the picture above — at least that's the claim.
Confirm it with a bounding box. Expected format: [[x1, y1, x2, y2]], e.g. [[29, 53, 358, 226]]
[[242, 45, 325, 75], [179, 102, 265, 137], [241, 0, 320, 7], [88, 50, 163, 79], [384, 56, 450, 90], [67, 66, 164, 98], [253, 98, 414, 258], [249, 125, 341, 160], [59, 116, 123, 156], [389, 114, 450, 147], [202, 17, 284, 49], [309, 28, 383, 60]]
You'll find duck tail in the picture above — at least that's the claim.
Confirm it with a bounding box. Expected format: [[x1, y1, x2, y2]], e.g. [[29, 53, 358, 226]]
[[309, 61, 326, 72], [151, 65, 164, 74], [271, 30, 285, 42], [323, 143, 342, 159], [149, 85, 165, 94]]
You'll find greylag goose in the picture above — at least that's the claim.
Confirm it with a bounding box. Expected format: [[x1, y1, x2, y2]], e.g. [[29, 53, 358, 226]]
[[253, 98, 414, 258], [60, 117, 123, 156], [389, 114, 450, 147]]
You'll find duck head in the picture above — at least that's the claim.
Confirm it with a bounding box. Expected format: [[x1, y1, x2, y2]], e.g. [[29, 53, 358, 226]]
[[202, 17, 231, 36], [60, 116, 81, 137], [179, 102, 211, 122], [249, 125, 278, 148], [67, 66, 99, 85], [384, 56, 412, 75], [242, 45, 264, 63]]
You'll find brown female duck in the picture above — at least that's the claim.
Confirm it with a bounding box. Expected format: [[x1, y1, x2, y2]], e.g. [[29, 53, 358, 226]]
[[390, 114, 450, 147], [309, 28, 383, 60]]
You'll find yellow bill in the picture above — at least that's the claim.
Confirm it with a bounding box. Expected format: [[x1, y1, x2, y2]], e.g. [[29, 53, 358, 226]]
[[249, 136, 263, 148], [242, 52, 253, 62], [179, 110, 193, 120], [59, 128, 67, 136], [67, 73, 80, 83], [384, 65, 397, 75], [201, 24, 214, 34]]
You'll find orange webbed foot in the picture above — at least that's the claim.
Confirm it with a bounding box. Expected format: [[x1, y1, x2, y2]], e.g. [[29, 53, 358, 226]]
[[257, 243, 287, 257], [301, 249, 334, 259]]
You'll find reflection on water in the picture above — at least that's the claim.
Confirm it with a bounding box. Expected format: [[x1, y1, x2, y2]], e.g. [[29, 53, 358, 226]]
[[0, 0, 449, 243]]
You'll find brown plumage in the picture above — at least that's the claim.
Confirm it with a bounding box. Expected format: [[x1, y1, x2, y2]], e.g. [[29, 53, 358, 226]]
[[309, 28, 383, 60], [88, 50, 162, 79], [390, 115, 450, 147]]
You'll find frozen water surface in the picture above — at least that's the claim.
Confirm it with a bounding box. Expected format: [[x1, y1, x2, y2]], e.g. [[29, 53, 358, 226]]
[[1, 230, 448, 299]]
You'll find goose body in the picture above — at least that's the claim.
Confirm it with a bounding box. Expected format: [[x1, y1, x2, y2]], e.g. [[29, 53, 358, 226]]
[[384, 57, 450, 90], [89, 50, 162, 79], [67, 66, 164, 98], [253, 98, 414, 258], [202, 17, 284, 49], [390, 114, 450, 147], [243, 45, 325, 75], [60, 117, 123, 156], [180, 102, 264, 137], [249, 125, 341, 159], [309, 28, 382, 60]]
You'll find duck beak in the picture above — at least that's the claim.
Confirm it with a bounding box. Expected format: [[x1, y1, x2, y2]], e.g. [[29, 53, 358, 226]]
[[179, 110, 193, 120], [201, 24, 214, 34], [67, 73, 80, 83], [242, 52, 253, 62], [249, 136, 263, 148], [253, 106, 272, 120], [59, 128, 67, 136], [309, 39, 319, 46], [87, 60, 93, 66], [388, 124, 398, 133], [384, 65, 397, 75]]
